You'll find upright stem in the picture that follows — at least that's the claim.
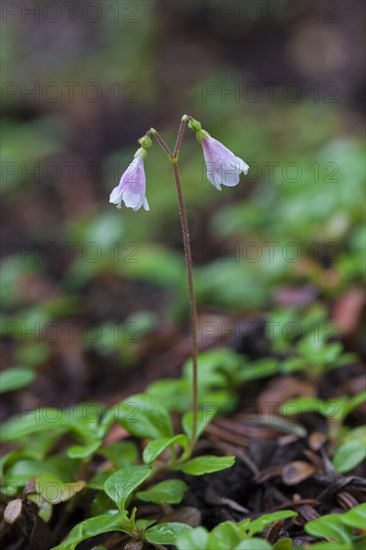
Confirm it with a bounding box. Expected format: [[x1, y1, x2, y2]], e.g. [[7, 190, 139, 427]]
[[149, 122, 199, 448], [172, 162, 199, 448]]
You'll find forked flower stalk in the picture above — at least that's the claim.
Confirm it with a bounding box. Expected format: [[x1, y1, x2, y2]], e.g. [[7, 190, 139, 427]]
[[109, 115, 249, 452]]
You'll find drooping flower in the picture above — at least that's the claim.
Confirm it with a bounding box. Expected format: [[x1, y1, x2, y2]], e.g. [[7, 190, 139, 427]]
[[188, 118, 249, 190], [109, 147, 149, 211], [201, 135, 249, 190]]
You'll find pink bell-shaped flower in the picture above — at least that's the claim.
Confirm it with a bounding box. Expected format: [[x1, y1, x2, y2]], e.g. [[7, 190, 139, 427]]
[[201, 135, 249, 190], [187, 117, 249, 190], [109, 148, 149, 211]]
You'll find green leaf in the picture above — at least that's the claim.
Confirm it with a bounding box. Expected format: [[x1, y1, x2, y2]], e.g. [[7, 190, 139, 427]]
[[332, 427, 366, 473], [273, 537, 293, 550], [234, 539, 273, 549], [0, 431, 64, 472], [298, 336, 342, 365], [210, 521, 243, 549], [15, 342, 50, 368], [340, 503, 366, 529], [177, 526, 209, 550], [145, 522, 193, 545], [238, 358, 279, 382], [5, 459, 64, 486], [48, 453, 81, 482], [319, 343, 343, 364], [281, 356, 307, 374], [107, 394, 173, 439], [1, 408, 68, 441], [31, 473, 86, 504], [240, 511, 297, 537], [177, 455, 235, 476], [67, 440, 101, 459], [104, 465, 152, 510], [121, 245, 185, 288], [50, 512, 128, 550], [136, 518, 156, 530], [137, 479, 188, 504], [90, 491, 117, 517], [305, 514, 353, 544], [146, 378, 191, 412], [1, 405, 102, 443], [0, 367, 35, 393], [280, 397, 342, 421], [98, 441, 139, 468], [88, 471, 112, 492], [143, 435, 187, 465], [27, 494, 53, 522], [183, 347, 244, 390], [343, 391, 366, 419]]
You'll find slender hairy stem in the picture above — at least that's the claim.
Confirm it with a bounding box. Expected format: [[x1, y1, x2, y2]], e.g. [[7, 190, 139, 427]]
[[173, 118, 187, 159], [148, 121, 199, 449], [172, 162, 199, 449], [149, 129, 174, 161]]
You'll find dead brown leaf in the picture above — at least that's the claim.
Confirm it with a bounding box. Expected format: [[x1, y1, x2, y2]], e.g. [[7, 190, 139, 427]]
[[282, 461, 316, 485], [4, 498, 22, 524]]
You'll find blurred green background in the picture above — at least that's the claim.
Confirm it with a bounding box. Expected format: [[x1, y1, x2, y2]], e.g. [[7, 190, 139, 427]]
[[1, 0, 365, 406]]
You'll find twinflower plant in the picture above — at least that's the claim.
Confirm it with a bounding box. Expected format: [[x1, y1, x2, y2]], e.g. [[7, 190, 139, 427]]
[[109, 115, 249, 449]]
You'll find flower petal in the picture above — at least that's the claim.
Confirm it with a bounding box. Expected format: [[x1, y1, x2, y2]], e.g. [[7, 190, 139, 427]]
[[236, 156, 249, 175], [143, 197, 150, 211], [123, 188, 144, 210], [206, 169, 222, 190], [109, 186, 124, 205], [220, 164, 241, 186]]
